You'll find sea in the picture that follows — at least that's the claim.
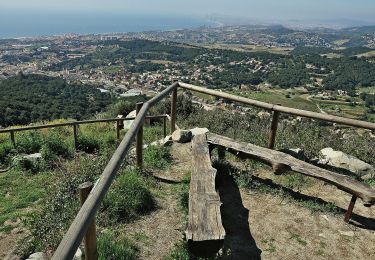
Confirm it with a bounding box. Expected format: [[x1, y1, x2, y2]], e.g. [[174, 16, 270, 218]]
[[0, 10, 213, 38]]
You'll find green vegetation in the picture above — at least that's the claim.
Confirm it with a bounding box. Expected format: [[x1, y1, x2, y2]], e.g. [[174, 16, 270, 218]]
[[0, 74, 113, 127], [144, 145, 172, 169], [103, 170, 154, 223], [98, 232, 138, 260]]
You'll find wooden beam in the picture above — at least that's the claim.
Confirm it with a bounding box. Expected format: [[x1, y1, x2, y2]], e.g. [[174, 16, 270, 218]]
[[170, 88, 177, 133], [136, 102, 144, 169], [344, 195, 357, 223], [187, 134, 225, 257], [268, 110, 280, 149], [207, 133, 375, 207]]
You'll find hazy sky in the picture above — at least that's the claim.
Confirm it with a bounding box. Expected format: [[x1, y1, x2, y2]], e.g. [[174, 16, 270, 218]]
[[1, 0, 375, 23]]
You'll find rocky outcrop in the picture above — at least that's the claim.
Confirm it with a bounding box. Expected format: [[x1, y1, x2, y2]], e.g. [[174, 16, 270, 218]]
[[318, 148, 375, 180]]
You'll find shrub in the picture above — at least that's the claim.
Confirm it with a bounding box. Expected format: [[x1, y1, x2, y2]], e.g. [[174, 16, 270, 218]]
[[0, 141, 14, 164], [77, 134, 100, 153], [41, 133, 74, 162], [103, 170, 154, 223], [15, 131, 43, 154], [144, 145, 171, 169], [98, 232, 138, 260]]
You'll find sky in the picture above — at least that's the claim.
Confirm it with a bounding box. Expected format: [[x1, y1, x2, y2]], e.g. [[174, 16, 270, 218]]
[[1, 0, 375, 25]]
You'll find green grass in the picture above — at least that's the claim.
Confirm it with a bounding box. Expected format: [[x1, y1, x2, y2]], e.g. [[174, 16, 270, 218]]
[[103, 170, 155, 223], [98, 232, 138, 260], [0, 169, 53, 225], [144, 145, 172, 170], [289, 232, 307, 246]]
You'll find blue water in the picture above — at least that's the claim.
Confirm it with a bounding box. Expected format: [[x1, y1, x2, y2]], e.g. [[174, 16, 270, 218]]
[[0, 10, 212, 38]]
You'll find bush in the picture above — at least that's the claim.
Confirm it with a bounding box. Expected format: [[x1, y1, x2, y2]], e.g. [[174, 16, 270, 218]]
[[15, 157, 42, 174], [41, 133, 74, 163], [98, 232, 138, 260], [103, 170, 154, 223], [77, 134, 100, 153], [0, 141, 14, 164], [144, 146, 171, 169], [15, 131, 43, 154]]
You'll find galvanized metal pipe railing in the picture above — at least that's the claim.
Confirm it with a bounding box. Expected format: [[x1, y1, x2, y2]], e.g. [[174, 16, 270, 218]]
[[52, 82, 179, 260]]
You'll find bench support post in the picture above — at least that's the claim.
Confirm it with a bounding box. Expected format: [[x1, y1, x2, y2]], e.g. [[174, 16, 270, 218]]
[[344, 195, 357, 223]]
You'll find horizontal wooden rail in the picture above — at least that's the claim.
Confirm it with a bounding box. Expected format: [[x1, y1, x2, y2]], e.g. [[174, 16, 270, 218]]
[[0, 115, 167, 134], [52, 82, 179, 260], [178, 82, 375, 131]]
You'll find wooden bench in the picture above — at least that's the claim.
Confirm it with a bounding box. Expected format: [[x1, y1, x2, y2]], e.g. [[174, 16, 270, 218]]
[[206, 133, 375, 222], [187, 134, 225, 257]]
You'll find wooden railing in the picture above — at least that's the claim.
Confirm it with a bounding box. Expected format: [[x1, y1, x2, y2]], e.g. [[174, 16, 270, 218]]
[[0, 115, 168, 150], [52, 82, 375, 259]]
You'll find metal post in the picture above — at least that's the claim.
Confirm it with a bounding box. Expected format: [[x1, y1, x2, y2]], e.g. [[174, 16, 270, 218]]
[[136, 102, 144, 168], [79, 182, 97, 260], [163, 116, 167, 138], [116, 120, 121, 140], [10, 131, 15, 147], [344, 195, 357, 223], [170, 88, 177, 134], [73, 124, 78, 151], [268, 110, 280, 149]]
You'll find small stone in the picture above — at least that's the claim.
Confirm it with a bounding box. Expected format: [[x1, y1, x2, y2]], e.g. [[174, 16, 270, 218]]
[[339, 230, 355, 237], [320, 215, 329, 221], [28, 252, 47, 260], [171, 129, 192, 143], [318, 233, 327, 238], [74, 247, 83, 260]]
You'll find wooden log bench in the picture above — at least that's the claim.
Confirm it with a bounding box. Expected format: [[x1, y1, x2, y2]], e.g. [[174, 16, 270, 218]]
[[206, 133, 375, 223], [187, 134, 226, 257]]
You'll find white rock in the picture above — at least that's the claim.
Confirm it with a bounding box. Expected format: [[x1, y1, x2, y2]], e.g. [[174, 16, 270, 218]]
[[123, 110, 137, 130], [318, 147, 375, 179], [190, 127, 209, 137], [74, 247, 83, 260], [27, 252, 47, 260], [23, 153, 42, 161], [339, 230, 355, 237], [257, 111, 271, 119], [171, 129, 192, 143]]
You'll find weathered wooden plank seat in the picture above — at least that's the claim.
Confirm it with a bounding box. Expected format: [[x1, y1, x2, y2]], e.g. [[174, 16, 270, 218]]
[[207, 133, 375, 222], [187, 134, 226, 257]]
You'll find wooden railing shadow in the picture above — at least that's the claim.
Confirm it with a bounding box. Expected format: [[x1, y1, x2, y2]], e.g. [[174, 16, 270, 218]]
[[214, 161, 262, 260]]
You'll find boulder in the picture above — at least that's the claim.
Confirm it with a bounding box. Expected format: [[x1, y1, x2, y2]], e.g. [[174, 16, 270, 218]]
[[123, 110, 137, 130], [190, 127, 209, 137], [27, 252, 47, 260], [23, 153, 42, 161], [318, 148, 375, 179], [171, 129, 192, 143]]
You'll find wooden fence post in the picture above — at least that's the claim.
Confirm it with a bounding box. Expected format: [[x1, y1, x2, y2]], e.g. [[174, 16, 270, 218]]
[[170, 88, 177, 134], [10, 131, 15, 147], [116, 120, 121, 140], [79, 182, 97, 260], [268, 110, 280, 150], [73, 124, 78, 151], [163, 116, 167, 138], [136, 102, 144, 168]]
